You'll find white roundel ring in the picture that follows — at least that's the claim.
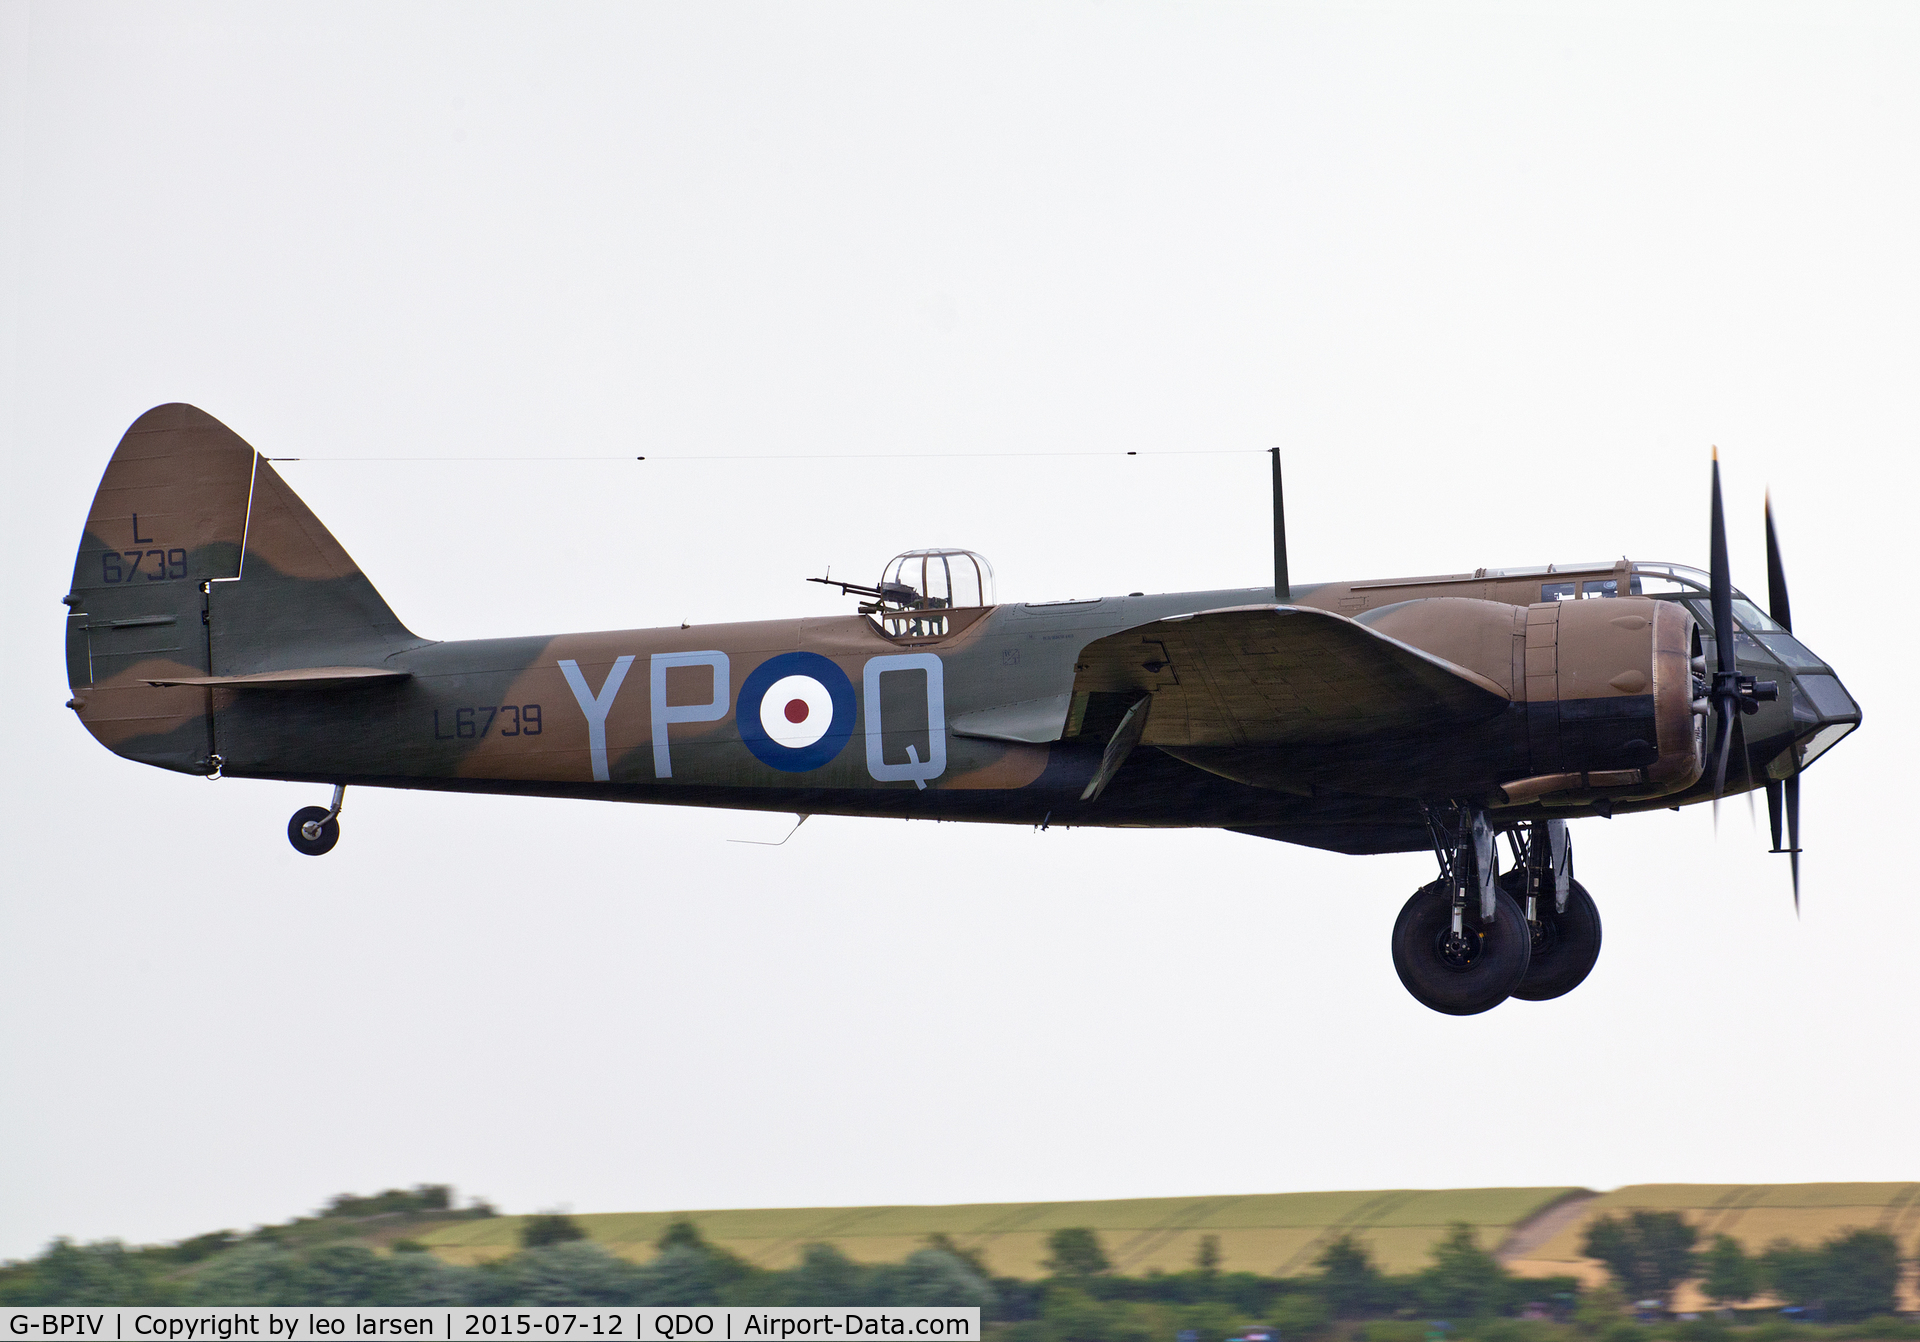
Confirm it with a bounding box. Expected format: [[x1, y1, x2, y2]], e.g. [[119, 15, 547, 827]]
[[738, 650, 857, 772], [758, 674, 835, 750]]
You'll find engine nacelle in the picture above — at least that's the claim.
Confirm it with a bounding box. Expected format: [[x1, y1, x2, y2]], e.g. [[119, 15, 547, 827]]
[[1362, 595, 1702, 806], [1501, 596, 1701, 805]]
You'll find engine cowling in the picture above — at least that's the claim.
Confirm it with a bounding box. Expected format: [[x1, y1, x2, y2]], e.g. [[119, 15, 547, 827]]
[[1503, 596, 1701, 805], [1361, 595, 1701, 806]]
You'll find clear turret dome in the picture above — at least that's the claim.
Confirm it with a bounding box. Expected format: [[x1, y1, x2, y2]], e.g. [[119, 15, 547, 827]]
[[878, 549, 996, 610]]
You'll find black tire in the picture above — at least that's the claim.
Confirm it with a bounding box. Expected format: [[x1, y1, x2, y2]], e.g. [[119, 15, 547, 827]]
[[288, 806, 341, 856], [1502, 874, 1602, 1002], [1391, 879, 1532, 1016]]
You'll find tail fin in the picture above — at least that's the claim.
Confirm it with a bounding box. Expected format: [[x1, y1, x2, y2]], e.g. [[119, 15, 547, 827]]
[[65, 404, 420, 773]]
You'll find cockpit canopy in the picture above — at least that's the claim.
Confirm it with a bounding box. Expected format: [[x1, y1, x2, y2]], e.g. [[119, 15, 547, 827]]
[[878, 549, 996, 611]]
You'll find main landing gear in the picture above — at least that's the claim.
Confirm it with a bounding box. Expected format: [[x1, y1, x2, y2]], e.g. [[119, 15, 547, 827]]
[[288, 785, 345, 856], [1392, 810, 1601, 1015]]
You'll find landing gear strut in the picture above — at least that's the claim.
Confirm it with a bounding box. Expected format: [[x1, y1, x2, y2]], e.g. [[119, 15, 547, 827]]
[[1503, 819, 1602, 1001], [1392, 806, 1532, 1015], [288, 785, 345, 856]]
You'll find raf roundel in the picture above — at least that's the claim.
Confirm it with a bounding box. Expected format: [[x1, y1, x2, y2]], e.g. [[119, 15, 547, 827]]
[[737, 651, 857, 772]]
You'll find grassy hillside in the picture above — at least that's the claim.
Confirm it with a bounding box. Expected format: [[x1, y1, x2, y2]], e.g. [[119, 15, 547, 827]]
[[417, 1187, 1589, 1277]]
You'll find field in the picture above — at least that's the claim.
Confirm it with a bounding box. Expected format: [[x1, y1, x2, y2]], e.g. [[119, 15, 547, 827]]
[[1502, 1183, 1920, 1310], [416, 1188, 1589, 1276], [416, 1182, 1920, 1307]]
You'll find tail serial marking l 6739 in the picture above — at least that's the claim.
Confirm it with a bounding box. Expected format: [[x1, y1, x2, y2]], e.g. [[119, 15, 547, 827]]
[[64, 405, 1862, 1015]]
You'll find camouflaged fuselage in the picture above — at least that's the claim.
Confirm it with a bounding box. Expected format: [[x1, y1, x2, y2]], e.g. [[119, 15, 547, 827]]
[[65, 405, 1861, 856]]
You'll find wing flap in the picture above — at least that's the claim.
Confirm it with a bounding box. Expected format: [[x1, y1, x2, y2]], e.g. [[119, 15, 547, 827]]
[[1072, 604, 1508, 747]]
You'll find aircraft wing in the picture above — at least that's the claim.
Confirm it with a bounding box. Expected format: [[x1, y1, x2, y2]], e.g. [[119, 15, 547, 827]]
[[1072, 604, 1509, 747]]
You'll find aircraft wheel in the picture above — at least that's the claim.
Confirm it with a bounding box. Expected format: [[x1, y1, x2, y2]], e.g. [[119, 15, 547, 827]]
[[288, 806, 341, 856], [1504, 875, 1602, 1002], [1391, 880, 1531, 1016]]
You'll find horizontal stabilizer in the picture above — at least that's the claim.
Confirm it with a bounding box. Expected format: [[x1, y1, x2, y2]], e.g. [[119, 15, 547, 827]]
[[1073, 604, 1508, 748], [143, 666, 410, 688]]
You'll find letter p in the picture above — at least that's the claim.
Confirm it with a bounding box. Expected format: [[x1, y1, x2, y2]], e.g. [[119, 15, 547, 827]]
[[650, 651, 730, 778]]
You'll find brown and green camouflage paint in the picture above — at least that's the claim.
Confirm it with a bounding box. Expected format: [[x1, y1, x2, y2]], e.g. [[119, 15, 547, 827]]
[[64, 405, 1856, 854]]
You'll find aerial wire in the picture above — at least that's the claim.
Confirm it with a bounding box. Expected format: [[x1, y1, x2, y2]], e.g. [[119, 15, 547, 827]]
[[264, 447, 1269, 463]]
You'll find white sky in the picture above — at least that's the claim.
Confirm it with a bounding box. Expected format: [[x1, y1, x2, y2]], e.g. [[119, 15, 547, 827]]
[[2, 2, 1916, 1264]]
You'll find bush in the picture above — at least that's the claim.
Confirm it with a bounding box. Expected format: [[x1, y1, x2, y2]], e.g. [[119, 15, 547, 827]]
[[1418, 1224, 1508, 1320], [1353, 1323, 1429, 1342], [1269, 1292, 1332, 1337], [475, 1242, 644, 1305], [520, 1215, 588, 1250], [187, 1242, 317, 1305], [636, 1245, 733, 1305], [1317, 1234, 1387, 1318], [1041, 1285, 1111, 1342], [887, 1249, 996, 1310], [322, 1186, 454, 1219], [1043, 1229, 1111, 1280], [0, 1240, 174, 1306]]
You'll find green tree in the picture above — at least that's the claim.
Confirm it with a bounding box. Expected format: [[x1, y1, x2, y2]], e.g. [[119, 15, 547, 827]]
[[520, 1215, 587, 1250], [1419, 1223, 1507, 1319], [0, 1240, 173, 1306], [1817, 1228, 1900, 1322], [1759, 1238, 1824, 1309], [1313, 1233, 1385, 1318], [786, 1244, 863, 1306], [1039, 1285, 1111, 1342], [891, 1249, 995, 1310], [657, 1220, 709, 1253], [1699, 1234, 1759, 1307], [1195, 1235, 1222, 1275], [1580, 1211, 1698, 1307], [186, 1242, 316, 1305], [1043, 1228, 1110, 1279], [1573, 1280, 1629, 1336], [304, 1244, 394, 1304], [166, 1231, 240, 1266], [477, 1241, 645, 1305], [380, 1251, 472, 1304], [922, 1233, 991, 1282], [1270, 1292, 1333, 1337]]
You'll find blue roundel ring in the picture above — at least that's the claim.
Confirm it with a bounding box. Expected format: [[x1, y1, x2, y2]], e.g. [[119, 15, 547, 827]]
[[737, 651, 857, 773]]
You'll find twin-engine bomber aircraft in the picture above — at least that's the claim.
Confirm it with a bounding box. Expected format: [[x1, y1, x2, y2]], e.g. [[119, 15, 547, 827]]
[[65, 405, 1861, 1014]]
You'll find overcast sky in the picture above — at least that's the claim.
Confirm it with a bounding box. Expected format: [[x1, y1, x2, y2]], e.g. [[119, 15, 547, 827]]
[[2, 2, 1916, 1264]]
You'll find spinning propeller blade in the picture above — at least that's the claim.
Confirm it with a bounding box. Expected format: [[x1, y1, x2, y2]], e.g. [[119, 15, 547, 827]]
[[1764, 490, 1803, 911], [1765, 491, 1793, 633], [1784, 773, 1802, 914], [1728, 478, 1797, 910], [1708, 450, 1738, 810]]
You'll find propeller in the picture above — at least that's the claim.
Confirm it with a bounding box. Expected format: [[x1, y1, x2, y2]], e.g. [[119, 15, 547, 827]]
[[1706, 450, 1740, 805], [1704, 452, 1797, 906], [1704, 449, 1778, 815], [1764, 491, 1803, 912]]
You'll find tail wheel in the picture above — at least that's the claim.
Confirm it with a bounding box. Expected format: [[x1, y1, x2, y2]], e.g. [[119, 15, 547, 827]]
[[1503, 874, 1602, 1001], [288, 806, 341, 856], [1391, 880, 1531, 1016]]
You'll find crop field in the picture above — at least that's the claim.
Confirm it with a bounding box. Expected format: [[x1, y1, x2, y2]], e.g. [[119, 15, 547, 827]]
[[417, 1188, 1587, 1276], [1509, 1183, 1920, 1277], [1504, 1183, 1920, 1311]]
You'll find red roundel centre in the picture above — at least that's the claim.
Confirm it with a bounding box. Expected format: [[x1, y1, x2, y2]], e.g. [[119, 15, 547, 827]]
[[784, 699, 810, 724]]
